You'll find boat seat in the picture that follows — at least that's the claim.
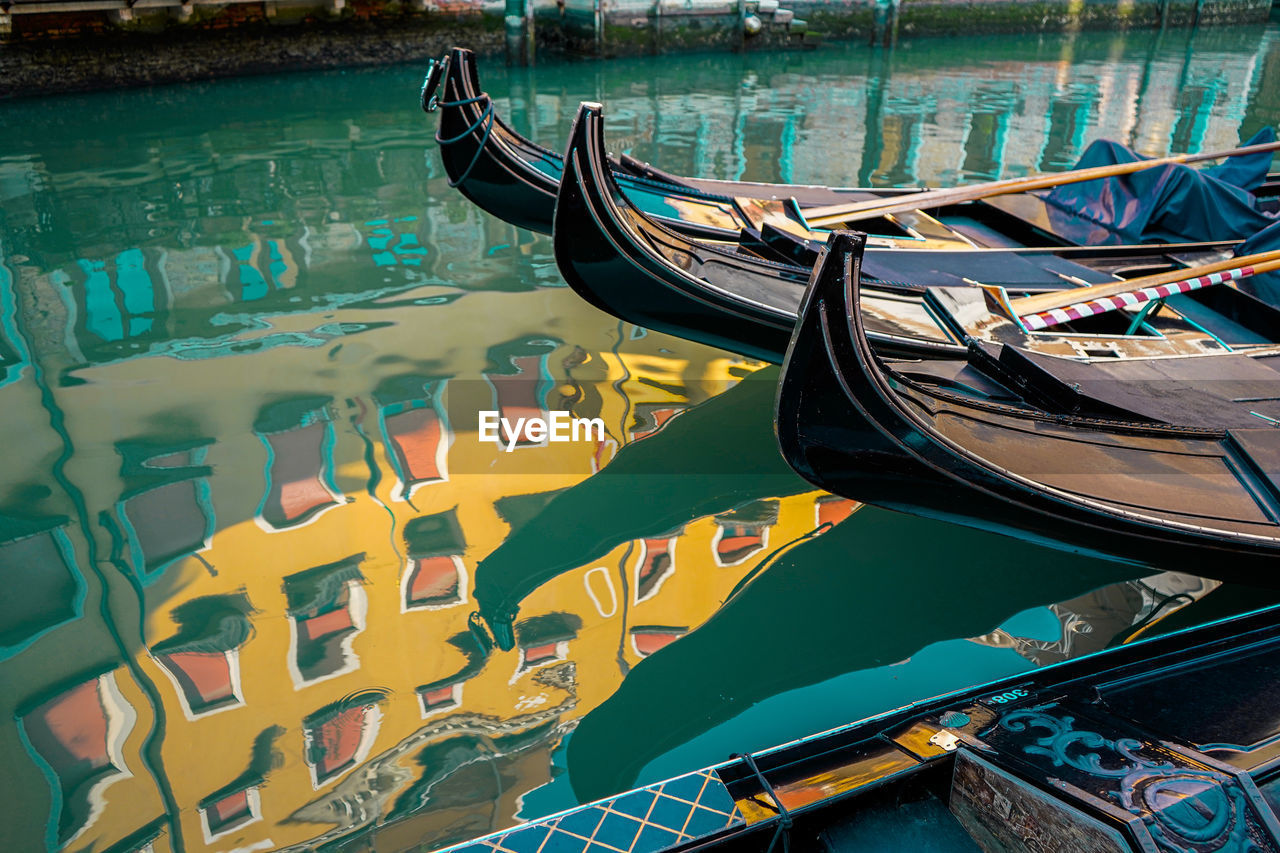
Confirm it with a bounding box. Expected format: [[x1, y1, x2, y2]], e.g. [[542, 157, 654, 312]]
[[757, 221, 826, 265], [990, 344, 1280, 429]]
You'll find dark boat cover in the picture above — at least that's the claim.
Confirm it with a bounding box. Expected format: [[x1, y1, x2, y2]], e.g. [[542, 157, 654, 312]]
[[1234, 217, 1280, 303], [1044, 128, 1277, 244]]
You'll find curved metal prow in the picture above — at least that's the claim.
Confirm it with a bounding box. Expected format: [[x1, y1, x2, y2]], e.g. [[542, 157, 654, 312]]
[[816, 230, 869, 306], [420, 53, 450, 113]]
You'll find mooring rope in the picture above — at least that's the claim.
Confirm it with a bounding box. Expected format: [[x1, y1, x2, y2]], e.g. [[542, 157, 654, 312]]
[[730, 751, 793, 853], [434, 93, 496, 188]]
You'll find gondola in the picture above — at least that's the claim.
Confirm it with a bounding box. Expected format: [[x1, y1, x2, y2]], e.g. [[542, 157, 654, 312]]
[[420, 48, 931, 238], [553, 101, 1273, 363], [563, 504, 1164, 805], [439, 605, 1280, 853], [775, 231, 1280, 581]]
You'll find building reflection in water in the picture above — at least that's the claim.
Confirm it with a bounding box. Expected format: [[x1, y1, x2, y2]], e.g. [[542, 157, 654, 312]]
[[255, 397, 344, 531], [378, 376, 452, 503], [968, 574, 1224, 665], [2, 21, 1280, 853], [0, 320, 1252, 851]]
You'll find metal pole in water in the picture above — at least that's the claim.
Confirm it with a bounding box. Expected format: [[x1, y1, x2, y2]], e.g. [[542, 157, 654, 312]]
[[505, 0, 534, 65], [872, 0, 896, 46], [594, 0, 603, 56]]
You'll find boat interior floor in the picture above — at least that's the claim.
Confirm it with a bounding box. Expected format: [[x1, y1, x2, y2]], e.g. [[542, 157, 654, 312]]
[[819, 784, 980, 853]]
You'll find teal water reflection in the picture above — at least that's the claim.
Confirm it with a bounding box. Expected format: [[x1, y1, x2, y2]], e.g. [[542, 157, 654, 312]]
[[3, 22, 1280, 853]]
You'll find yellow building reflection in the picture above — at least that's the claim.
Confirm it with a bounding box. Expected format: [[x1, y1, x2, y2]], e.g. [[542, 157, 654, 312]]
[[0, 279, 835, 853]]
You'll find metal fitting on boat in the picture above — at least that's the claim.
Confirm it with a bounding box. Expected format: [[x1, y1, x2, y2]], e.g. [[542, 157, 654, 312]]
[[929, 731, 960, 752]]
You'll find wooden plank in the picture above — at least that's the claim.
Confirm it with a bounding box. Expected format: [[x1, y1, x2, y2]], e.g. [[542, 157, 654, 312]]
[[950, 751, 1132, 853]]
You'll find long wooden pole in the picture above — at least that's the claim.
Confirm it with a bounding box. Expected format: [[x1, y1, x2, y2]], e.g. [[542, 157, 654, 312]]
[[798, 138, 1280, 228], [1008, 248, 1280, 318]]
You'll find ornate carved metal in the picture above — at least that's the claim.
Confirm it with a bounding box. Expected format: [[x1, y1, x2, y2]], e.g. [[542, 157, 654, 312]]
[[990, 704, 1280, 853]]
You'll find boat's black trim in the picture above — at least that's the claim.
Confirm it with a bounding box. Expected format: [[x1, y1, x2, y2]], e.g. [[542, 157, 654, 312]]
[[555, 102, 810, 361], [429, 48, 564, 234]]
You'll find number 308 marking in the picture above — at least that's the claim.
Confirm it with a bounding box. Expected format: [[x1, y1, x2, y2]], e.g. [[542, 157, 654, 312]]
[[986, 689, 1029, 705]]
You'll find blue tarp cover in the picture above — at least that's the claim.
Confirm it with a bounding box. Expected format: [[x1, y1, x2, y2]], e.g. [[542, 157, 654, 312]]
[[1043, 128, 1277, 244], [1234, 217, 1280, 303]]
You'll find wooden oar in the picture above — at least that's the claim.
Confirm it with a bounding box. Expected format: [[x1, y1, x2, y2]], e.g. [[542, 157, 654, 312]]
[[795, 138, 1280, 229], [1006, 249, 1280, 332]]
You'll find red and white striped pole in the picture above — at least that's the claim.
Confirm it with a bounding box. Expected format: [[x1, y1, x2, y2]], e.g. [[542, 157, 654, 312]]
[[1020, 265, 1263, 332]]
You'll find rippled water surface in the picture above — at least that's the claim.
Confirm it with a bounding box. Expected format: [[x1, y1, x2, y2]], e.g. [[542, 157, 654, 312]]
[[4, 22, 1280, 853]]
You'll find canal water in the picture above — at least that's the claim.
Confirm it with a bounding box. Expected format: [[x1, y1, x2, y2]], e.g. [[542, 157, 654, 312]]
[[4, 21, 1280, 853]]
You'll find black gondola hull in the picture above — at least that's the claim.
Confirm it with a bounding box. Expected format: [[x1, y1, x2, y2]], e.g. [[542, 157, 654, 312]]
[[554, 103, 977, 363], [433, 48, 563, 235], [776, 232, 1280, 582], [427, 48, 909, 237], [428, 603, 1280, 853]]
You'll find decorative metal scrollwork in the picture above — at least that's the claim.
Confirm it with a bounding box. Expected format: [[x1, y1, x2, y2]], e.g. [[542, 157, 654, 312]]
[[998, 708, 1271, 852], [420, 55, 449, 113], [1001, 709, 1168, 779]]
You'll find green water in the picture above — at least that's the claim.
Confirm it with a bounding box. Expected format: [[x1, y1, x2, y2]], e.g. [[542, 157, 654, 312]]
[[3, 22, 1280, 853]]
